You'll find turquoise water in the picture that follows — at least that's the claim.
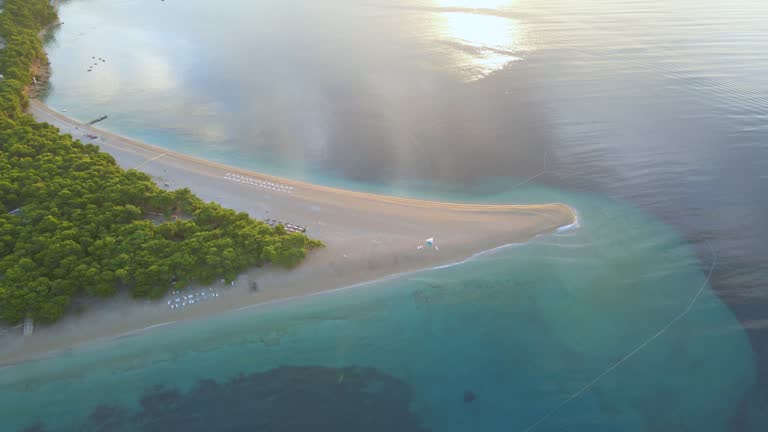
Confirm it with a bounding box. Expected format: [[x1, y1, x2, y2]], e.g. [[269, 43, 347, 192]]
[[17, 0, 768, 429], [0, 190, 759, 431]]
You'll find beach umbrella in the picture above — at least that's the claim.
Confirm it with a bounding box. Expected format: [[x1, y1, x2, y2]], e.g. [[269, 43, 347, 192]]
[[425, 237, 434, 247]]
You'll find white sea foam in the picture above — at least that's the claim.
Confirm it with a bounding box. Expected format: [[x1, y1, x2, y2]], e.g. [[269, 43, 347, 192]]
[[556, 208, 580, 232], [118, 321, 176, 338]]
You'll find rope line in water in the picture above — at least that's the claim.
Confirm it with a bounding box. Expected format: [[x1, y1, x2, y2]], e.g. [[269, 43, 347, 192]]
[[522, 241, 718, 432], [507, 151, 550, 191]]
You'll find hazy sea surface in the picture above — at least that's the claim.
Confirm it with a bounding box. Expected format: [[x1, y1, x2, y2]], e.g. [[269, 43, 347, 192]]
[[6, 0, 767, 430]]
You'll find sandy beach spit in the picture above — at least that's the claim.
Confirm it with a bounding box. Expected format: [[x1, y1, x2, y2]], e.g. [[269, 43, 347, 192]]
[[0, 101, 576, 366]]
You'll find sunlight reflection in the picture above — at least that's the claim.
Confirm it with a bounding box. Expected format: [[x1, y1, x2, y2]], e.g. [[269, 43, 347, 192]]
[[435, 0, 514, 9], [432, 8, 527, 81]]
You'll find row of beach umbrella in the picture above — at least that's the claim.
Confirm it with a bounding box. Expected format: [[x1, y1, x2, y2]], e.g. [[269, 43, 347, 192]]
[[224, 172, 293, 193], [167, 288, 220, 310]]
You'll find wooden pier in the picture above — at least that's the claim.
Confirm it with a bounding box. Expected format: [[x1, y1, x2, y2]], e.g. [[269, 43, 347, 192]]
[[86, 115, 108, 125]]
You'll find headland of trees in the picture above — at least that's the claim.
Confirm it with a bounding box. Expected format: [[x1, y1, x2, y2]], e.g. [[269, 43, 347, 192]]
[[0, 0, 322, 324]]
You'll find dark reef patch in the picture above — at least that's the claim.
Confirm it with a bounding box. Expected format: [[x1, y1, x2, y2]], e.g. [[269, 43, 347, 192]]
[[23, 366, 429, 432], [463, 390, 476, 404]]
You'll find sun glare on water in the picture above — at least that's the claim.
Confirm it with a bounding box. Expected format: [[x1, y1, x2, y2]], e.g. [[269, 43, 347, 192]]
[[434, 0, 514, 9], [430, 0, 527, 80]]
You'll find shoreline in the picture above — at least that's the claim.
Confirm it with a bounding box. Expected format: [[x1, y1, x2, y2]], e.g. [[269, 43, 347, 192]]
[[28, 100, 568, 210], [0, 229, 577, 370], [0, 100, 577, 366]]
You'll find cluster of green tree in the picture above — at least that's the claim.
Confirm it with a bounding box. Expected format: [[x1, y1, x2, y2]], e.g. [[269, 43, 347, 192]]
[[0, 0, 322, 324]]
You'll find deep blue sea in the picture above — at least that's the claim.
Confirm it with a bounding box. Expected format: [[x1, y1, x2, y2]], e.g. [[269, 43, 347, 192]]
[[4, 0, 768, 430]]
